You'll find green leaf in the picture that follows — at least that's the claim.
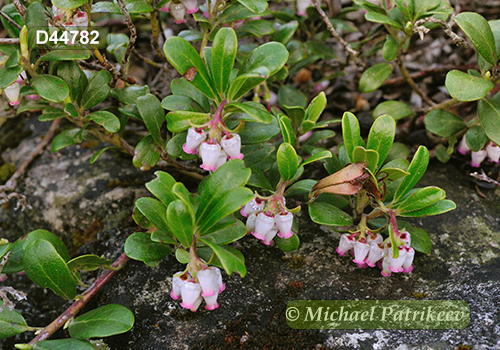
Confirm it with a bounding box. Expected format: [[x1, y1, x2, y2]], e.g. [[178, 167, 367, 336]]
[[166, 111, 211, 132], [164, 37, 218, 101], [0, 301, 30, 339], [124, 232, 171, 261], [161, 95, 204, 112], [308, 201, 353, 226], [239, 42, 289, 77], [52, 128, 83, 152], [167, 199, 195, 247], [81, 71, 112, 109], [137, 93, 165, 146], [224, 101, 272, 123], [398, 199, 456, 218], [67, 255, 111, 272], [135, 197, 170, 233], [424, 109, 466, 137], [34, 339, 95, 350], [199, 187, 253, 234], [198, 238, 246, 277], [0, 65, 24, 89], [69, 304, 134, 338], [212, 28, 237, 97], [373, 101, 413, 121], [300, 150, 332, 168], [367, 114, 396, 170], [383, 35, 399, 61], [365, 11, 403, 28], [236, 0, 267, 13], [40, 50, 91, 61], [359, 62, 394, 93], [132, 135, 160, 171], [395, 187, 445, 214], [200, 220, 246, 245], [87, 111, 120, 133], [52, 0, 87, 9], [271, 21, 298, 45], [393, 146, 429, 202], [478, 98, 500, 146], [196, 160, 251, 225], [227, 66, 270, 101], [445, 70, 493, 102], [278, 114, 296, 146], [352, 147, 379, 174], [277, 143, 298, 182], [455, 12, 496, 65], [30, 75, 70, 103], [23, 239, 77, 299], [342, 112, 365, 162]]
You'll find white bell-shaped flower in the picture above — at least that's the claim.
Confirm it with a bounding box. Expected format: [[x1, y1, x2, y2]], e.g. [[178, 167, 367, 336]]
[[458, 136, 470, 155], [183, 127, 206, 154], [4, 82, 21, 106], [365, 243, 385, 267], [252, 212, 275, 240], [215, 149, 227, 169], [199, 142, 221, 171], [181, 0, 198, 14], [471, 149, 487, 168], [402, 247, 415, 273], [388, 247, 407, 273], [221, 134, 243, 160], [170, 2, 187, 24], [180, 281, 202, 310], [241, 195, 265, 217], [486, 142, 500, 164], [297, 0, 313, 16], [353, 240, 370, 264], [275, 212, 293, 239], [336, 233, 355, 256], [170, 272, 184, 300], [262, 227, 278, 246], [246, 213, 257, 233]]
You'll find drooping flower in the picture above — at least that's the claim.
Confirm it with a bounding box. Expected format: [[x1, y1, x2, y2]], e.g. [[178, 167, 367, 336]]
[[471, 149, 487, 168], [199, 142, 221, 171], [4, 82, 21, 106]]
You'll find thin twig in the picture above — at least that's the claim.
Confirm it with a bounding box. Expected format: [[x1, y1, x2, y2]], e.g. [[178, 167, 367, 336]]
[[311, 0, 363, 66], [11, 0, 26, 19], [28, 252, 130, 345], [397, 57, 436, 106], [115, 0, 137, 79], [0, 38, 20, 44], [0, 10, 22, 30]]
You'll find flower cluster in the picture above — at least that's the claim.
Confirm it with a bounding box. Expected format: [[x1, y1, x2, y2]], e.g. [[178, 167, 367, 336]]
[[242, 195, 294, 246], [160, 0, 199, 24], [170, 267, 225, 311], [183, 127, 243, 171], [458, 138, 500, 167], [336, 231, 414, 277]]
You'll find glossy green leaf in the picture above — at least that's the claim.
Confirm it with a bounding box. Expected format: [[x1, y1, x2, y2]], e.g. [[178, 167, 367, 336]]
[[23, 239, 76, 299], [236, 0, 267, 13], [52, 128, 83, 152], [373, 101, 413, 121], [198, 238, 246, 277], [196, 160, 251, 224], [200, 220, 246, 245], [34, 339, 95, 350], [67, 255, 111, 272], [87, 111, 120, 133], [393, 146, 429, 202], [69, 304, 134, 338], [132, 135, 160, 171], [397, 199, 456, 218], [383, 35, 399, 61], [0, 301, 30, 339], [212, 28, 237, 97], [424, 109, 466, 137], [31, 75, 70, 103], [124, 232, 171, 261], [81, 71, 112, 109], [0, 65, 24, 89], [359, 63, 393, 93], [239, 42, 289, 77], [277, 143, 298, 182], [367, 114, 396, 170], [52, 0, 87, 9], [445, 70, 493, 102], [164, 37, 217, 101], [137, 94, 165, 146], [478, 98, 500, 146], [227, 66, 269, 101], [271, 21, 298, 45], [224, 101, 272, 123], [308, 201, 353, 226], [395, 187, 445, 214], [167, 199, 195, 247], [352, 147, 379, 174], [342, 112, 365, 162], [166, 111, 211, 132], [455, 12, 496, 65]]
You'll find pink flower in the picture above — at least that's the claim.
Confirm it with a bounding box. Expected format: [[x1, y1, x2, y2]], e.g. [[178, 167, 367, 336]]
[[221, 134, 243, 160], [275, 212, 293, 239], [471, 149, 487, 168], [199, 142, 221, 171]]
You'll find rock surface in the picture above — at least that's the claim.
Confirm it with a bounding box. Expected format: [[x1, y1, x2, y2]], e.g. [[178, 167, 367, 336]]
[[1, 116, 499, 350]]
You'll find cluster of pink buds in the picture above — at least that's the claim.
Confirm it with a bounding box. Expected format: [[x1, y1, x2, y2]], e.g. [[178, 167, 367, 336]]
[[242, 195, 294, 245], [170, 267, 225, 311], [183, 127, 243, 171], [3, 71, 26, 106], [160, 0, 199, 24], [458, 138, 500, 167], [336, 231, 414, 277]]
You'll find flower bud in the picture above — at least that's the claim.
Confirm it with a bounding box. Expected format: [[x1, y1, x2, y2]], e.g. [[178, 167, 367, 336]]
[[471, 149, 487, 168], [221, 134, 243, 160], [199, 142, 221, 171], [353, 240, 370, 265], [275, 212, 293, 239], [170, 2, 187, 24], [486, 142, 500, 164], [336, 233, 354, 256], [252, 212, 275, 240], [180, 281, 202, 310], [181, 0, 198, 14], [4, 82, 21, 106]]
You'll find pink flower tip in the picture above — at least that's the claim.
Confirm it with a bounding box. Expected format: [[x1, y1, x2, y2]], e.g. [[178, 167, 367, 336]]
[[403, 266, 413, 273], [9, 101, 20, 106], [278, 231, 293, 239], [174, 19, 186, 24], [186, 7, 198, 14], [182, 143, 198, 154], [170, 291, 181, 300], [205, 303, 219, 310]]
